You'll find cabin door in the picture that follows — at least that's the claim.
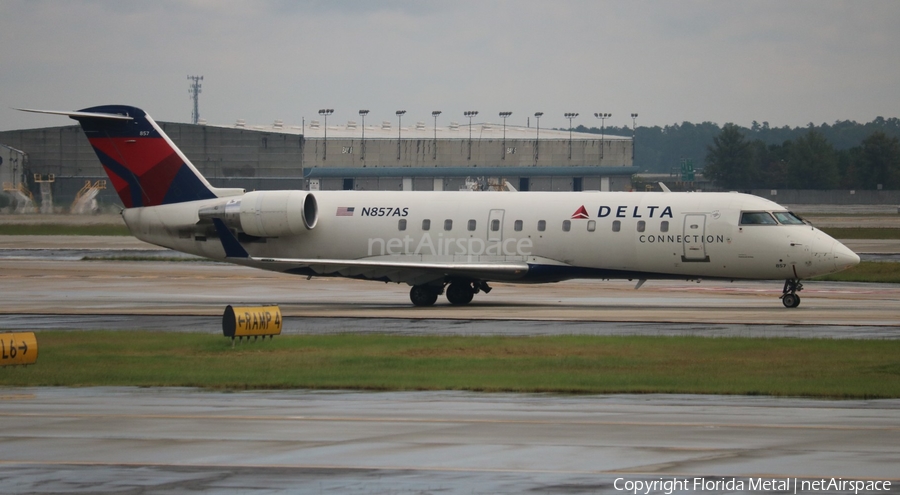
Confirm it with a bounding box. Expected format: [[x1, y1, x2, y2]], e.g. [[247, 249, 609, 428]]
[[682, 214, 710, 262]]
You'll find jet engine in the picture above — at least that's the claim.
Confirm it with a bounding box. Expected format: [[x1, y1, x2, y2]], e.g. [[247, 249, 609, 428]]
[[198, 190, 318, 237]]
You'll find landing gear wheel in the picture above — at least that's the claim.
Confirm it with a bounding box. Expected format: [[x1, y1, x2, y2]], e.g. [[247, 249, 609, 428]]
[[781, 279, 804, 308], [781, 293, 800, 308], [410, 285, 439, 307], [446, 282, 475, 305]]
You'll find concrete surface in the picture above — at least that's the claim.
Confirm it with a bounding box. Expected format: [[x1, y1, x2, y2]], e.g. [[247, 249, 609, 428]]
[[0, 388, 897, 494], [1, 258, 898, 327]]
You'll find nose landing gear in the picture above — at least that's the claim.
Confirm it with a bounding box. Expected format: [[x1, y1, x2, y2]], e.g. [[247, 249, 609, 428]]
[[781, 279, 803, 308]]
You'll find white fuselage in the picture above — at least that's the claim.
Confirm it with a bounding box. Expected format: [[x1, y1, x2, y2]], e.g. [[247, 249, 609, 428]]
[[123, 190, 858, 284]]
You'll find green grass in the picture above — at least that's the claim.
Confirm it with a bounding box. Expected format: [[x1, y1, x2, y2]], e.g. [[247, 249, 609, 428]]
[[820, 228, 900, 239], [0, 224, 131, 236], [812, 261, 900, 283], [2, 331, 899, 398]]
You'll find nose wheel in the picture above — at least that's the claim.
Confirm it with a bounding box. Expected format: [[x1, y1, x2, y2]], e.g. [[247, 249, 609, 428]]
[[781, 279, 803, 308]]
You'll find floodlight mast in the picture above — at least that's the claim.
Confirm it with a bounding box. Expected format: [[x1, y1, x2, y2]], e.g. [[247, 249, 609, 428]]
[[464, 110, 478, 160], [359, 110, 369, 163], [631, 113, 639, 163], [318, 108, 333, 160], [533, 112, 543, 164], [564, 112, 579, 160], [594, 112, 611, 161], [499, 112, 512, 160], [432, 111, 442, 160], [396, 110, 406, 160]]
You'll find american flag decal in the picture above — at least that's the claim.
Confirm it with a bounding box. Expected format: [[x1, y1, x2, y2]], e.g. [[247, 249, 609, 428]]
[[336, 206, 355, 216]]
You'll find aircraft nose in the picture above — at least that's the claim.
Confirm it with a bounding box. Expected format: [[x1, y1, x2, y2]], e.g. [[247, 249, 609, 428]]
[[832, 241, 860, 272]]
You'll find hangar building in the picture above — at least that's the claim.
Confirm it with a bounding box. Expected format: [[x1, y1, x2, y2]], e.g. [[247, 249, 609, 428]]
[[0, 115, 636, 209]]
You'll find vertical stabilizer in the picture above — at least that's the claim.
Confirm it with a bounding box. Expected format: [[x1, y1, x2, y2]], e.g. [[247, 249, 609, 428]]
[[19, 105, 234, 207], [71, 105, 218, 207]]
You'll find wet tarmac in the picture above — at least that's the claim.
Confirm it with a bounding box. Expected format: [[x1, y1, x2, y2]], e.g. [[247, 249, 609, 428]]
[[0, 388, 897, 494], [1, 235, 898, 492]]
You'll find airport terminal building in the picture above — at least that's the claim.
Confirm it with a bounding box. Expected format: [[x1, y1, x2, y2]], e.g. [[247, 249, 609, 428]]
[[1, 116, 636, 209]]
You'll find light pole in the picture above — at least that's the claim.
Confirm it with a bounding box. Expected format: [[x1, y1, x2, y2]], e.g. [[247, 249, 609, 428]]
[[534, 112, 543, 165], [499, 111, 512, 160], [594, 112, 611, 161], [631, 113, 639, 163], [564, 112, 579, 160], [318, 108, 333, 160], [464, 110, 478, 160], [358, 109, 369, 164], [432, 110, 441, 160], [396, 110, 406, 160]]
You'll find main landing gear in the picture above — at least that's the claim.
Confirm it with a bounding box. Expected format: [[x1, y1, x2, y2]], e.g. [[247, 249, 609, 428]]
[[781, 279, 803, 308], [409, 280, 491, 307]]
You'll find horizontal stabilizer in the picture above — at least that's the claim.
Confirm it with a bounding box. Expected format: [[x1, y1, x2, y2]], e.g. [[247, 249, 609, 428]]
[[16, 108, 134, 121]]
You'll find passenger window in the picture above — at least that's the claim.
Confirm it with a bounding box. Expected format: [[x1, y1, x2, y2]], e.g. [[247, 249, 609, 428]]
[[398, 219, 407, 231], [740, 211, 777, 225], [422, 219, 431, 231], [444, 219, 453, 231], [562, 220, 571, 232], [660, 221, 669, 233], [637, 220, 645, 232], [467, 219, 476, 231], [773, 211, 805, 225], [537, 220, 546, 232], [491, 219, 500, 231], [612, 220, 621, 232], [587, 220, 596, 232], [514, 220, 523, 232]]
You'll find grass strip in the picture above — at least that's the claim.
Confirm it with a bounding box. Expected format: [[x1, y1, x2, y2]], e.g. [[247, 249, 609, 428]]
[[812, 261, 900, 283], [2, 332, 898, 398], [819, 228, 900, 239], [0, 224, 131, 236]]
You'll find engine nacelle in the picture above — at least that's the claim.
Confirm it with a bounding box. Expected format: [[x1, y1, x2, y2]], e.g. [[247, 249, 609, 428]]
[[198, 191, 318, 237]]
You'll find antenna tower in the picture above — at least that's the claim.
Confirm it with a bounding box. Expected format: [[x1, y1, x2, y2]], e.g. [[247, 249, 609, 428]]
[[187, 75, 203, 124]]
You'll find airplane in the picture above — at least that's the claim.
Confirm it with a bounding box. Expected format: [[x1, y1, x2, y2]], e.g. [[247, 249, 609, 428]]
[[20, 105, 860, 308]]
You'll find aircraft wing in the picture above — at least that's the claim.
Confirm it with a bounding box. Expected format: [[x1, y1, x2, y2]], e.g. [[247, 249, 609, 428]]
[[210, 219, 530, 285], [237, 256, 530, 285]]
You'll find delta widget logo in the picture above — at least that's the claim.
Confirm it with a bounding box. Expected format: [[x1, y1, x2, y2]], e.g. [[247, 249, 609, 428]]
[[571, 205, 590, 219]]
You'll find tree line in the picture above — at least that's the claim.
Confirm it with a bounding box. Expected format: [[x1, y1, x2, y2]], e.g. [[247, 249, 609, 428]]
[[577, 117, 900, 190]]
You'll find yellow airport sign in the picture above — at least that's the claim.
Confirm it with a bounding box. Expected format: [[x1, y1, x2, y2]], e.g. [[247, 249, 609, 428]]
[[0, 332, 38, 366], [223, 305, 282, 340]]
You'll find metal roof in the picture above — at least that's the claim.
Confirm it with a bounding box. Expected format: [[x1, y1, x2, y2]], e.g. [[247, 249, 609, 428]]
[[205, 120, 627, 141], [304, 166, 638, 178]]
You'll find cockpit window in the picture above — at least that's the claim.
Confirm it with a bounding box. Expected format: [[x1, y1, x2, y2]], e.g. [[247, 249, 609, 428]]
[[773, 211, 805, 225], [740, 211, 777, 225]]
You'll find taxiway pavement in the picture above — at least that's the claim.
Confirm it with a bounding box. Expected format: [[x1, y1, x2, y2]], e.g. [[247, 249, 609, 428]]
[[0, 388, 897, 493], [0, 258, 898, 330], [1, 235, 899, 493]]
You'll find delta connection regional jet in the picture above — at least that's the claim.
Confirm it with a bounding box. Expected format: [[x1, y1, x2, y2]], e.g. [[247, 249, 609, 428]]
[[22, 105, 860, 307]]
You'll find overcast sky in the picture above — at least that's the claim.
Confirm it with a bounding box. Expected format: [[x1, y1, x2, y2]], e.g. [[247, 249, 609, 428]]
[[2, 0, 899, 132]]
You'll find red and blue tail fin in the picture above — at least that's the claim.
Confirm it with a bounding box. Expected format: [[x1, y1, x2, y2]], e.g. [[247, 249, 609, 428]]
[[20, 105, 223, 207]]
